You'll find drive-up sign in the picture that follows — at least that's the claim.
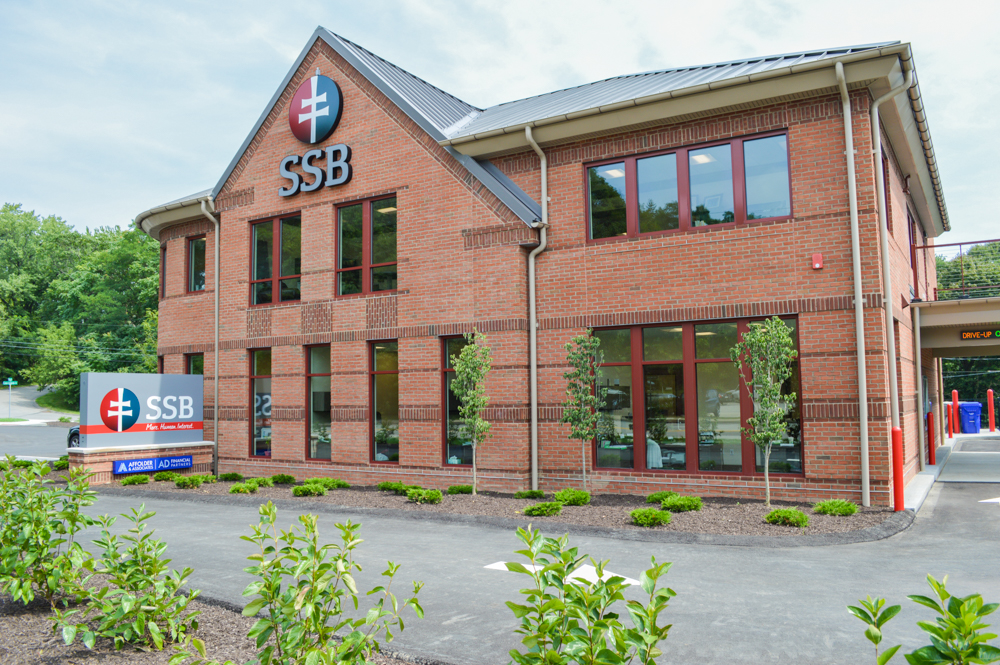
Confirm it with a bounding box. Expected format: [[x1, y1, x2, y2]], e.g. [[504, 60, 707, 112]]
[[80, 373, 204, 447]]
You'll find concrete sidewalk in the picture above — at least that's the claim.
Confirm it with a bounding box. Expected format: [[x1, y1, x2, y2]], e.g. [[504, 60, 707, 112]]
[[79, 482, 1000, 665]]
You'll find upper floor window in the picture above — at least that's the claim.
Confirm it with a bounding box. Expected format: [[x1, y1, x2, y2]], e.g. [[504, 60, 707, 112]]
[[251, 215, 301, 305], [186, 353, 204, 375], [587, 133, 791, 241], [188, 236, 206, 292], [338, 196, 397, 296]]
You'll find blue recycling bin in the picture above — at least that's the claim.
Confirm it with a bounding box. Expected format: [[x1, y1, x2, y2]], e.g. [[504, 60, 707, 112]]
[[959, 402, 982, 434]]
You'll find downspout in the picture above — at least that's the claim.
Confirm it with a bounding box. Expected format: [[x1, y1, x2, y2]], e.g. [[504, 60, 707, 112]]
[[200, 199, 221, 478], [525, 126, 548, 491], [836, 62, 871, 507], [871, 61, 915, 480]]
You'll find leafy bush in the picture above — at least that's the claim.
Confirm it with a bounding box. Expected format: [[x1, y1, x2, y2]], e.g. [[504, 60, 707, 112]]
[[661, 495, 702, 512], [505, 525, 674, 664], [0, 456, 97, 606], [646, 490, 678, 504], [230, 483, 256, 494], [174, 475, 203, 490], [447, 484, 473, 495], [630, 508, 672, 527], [270, 473, 295, 484], [292, 483, 327, 497], [121, 474, 149, 486], [814, 499, 858, 516], [305, 477, 350, 490], [377, 481, 404, 493], [247, 477, 273, 488], [554, 488, 591, 506], [10, 459, 34, 468], [523, 501, 562, 517], [53, 504, 200, 651], [195, 474, 217, 484], [514, 489, 544, 500], [406, 488, 443, 504], [219, 472, 243, 482], [153, 471, 177, 482], [53, 459, 69, 471], [765, 508, 809, 527], [174, 501, 423, 664]]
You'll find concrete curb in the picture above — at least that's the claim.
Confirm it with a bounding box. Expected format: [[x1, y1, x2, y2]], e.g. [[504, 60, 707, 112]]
[[96, 487, 915, 548]]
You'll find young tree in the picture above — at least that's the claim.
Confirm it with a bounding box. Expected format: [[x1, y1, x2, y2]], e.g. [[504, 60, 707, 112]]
[[730, 316, 797, 508], [450, 329, 492, 495], [560, 330, 608, 491]]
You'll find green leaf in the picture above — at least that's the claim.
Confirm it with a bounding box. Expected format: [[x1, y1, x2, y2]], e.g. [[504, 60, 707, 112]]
[[505, 562, 531, 575], [865, 625, 882, 645], [878, 644, 901, 665], [242, 598, 267, 616], [877, 604, 902, 627], [909, 595, 943, 613], [83, 631, 96, 650], [61, 624, 78, 645], [848, 605, 875, 625]]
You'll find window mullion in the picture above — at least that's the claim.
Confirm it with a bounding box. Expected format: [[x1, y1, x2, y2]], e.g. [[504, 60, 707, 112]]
[[362, 203, 371, 294], [732, 140, 747, 225], [677, 148, 691, 231], [682, 323, 698, 472], [631, 327, 646, 472], [625, 157, 638, 237]]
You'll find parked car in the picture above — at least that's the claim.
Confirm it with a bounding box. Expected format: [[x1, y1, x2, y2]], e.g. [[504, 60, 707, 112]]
[[67, 426, 79, 448]]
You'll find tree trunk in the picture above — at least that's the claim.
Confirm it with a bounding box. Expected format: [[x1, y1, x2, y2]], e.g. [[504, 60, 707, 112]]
[[581, 441, 587, 491], [763, 445, 771, 509], [472, 436, 478, 495]]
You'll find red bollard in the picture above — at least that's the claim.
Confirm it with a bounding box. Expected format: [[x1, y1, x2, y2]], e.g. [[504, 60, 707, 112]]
[[952, 390, 959, 437], [989, 389, 995, 433], [927, 411, 936, 465], [892, 426, 905, 511], [948, 403, 954, 439]]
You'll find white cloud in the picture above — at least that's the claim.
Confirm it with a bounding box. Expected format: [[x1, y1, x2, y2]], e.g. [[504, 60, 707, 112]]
[[0, 0, 996, 241]]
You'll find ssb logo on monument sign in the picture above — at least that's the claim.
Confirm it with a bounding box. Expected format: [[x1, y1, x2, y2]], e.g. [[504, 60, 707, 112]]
[[100, 388, 140, 432]]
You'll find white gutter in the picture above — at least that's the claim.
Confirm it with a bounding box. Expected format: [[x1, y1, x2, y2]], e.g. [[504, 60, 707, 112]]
[[524, 126, 548, 491], [200, 199, 221, 478], [836, 62, 871, 507], [872, 62, 915, 440]]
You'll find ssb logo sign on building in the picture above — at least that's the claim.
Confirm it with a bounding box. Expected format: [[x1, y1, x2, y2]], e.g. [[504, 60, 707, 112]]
[[80, 373, 204, 447]]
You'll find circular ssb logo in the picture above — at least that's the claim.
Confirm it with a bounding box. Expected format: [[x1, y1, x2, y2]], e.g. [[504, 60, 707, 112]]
[[100, 388, 140, 432], [289, 74, 343, 144]]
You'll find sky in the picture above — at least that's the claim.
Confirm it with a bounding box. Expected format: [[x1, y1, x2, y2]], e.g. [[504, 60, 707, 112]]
[[1, 0, 998, 244]]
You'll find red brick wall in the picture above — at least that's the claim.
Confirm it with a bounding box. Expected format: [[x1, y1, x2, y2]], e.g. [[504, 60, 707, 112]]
[[155, 40, 931, 506], [68, 444, 214, 485]]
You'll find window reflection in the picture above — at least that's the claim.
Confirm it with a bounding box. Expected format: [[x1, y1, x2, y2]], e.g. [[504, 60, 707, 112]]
[[596, 366, 633, 468], [695, 323, 738, 359], [689, 145, 734, 226], [637, 154, 678, 233], [644, 365, 685, 470], [189, 238, 206, 291], [744, 136, 791, 219], [643, 326, 683, 361], [373, 342, 399, 462], [756, 319, 802, 473], [252, 349, 272, 458], [338, 204, 363, 295], [696, 363, 741, 471], [308, 346, 331, 460], [595, 328, 631, 363], [445, 337, 471, 465], [589, 163, 628, 239]]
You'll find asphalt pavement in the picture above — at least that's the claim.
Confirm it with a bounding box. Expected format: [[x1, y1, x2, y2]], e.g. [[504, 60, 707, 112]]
[[77, 481, 1000, 665], [0, 425, 71, 458], [0, 384, 69, 423]]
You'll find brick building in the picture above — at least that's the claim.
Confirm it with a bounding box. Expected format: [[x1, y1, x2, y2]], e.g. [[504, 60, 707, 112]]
[[137, 30, 949, 506]]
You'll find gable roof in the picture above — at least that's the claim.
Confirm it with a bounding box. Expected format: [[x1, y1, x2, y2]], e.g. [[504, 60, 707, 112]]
[[212, 27, 540, 226], [446, 43, 897, 140]]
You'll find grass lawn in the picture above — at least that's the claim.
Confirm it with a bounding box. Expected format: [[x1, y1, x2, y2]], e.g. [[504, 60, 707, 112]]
[[0, 418, 26, 422], [35, 390, 80, 414]]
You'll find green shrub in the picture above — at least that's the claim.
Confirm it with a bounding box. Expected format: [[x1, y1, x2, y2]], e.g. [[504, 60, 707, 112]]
[[195, 474, 217, 484], [11, 459, 33, 468], [646, 490, 678, 504], [0, 456, 97, 606], [292, 483, 327, 497], [53, 459, 69, 471], [230, 483, 255, 494], [270, 473, 295, 484], [407, 488, 443, 504], [52, 504, 200, 650], [514, 489, 544, 500], [248, 477, 273, 488], [523, 501, 562, 517], [447, 484, 473, 495], [153, 471, 177, 482], [630, 508, 672, 528], [174, 475, 203, 490], [121, 475, 149, 486], [814, 499, 858, 516], [503, 525, 674, 664], [219, 472, 243, 482], [661, 495, 702, 512], [765, 508, 809, 527], [554, 488, 590, 506], [304, 477, 350, 490], [377, 481, 404, 493]]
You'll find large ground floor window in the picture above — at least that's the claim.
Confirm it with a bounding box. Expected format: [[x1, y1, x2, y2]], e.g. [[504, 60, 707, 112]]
[[371, 341, 399, 462], [594, 318, 801, 474], [251, 348, 272, 458], [442, 336, 472, 465], [307, 345, 331, 460]]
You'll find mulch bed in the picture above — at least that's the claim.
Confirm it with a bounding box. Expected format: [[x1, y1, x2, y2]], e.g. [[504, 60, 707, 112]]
[[111, 478, 892, 537], [0, 593, 416, 665]]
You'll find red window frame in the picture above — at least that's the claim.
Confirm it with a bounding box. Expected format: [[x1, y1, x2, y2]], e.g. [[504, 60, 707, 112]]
[[305, 344, 332, 461], [249, 348, 272, 458], [157, 355, 164, 374], [441, 336, 471, 467], [369, 340, 399, 464], [585, 130, 792, 244], [249, 214, 301, 306], [186, 235, 206, 293], [336, 195, 397, 297], [185, 353, 204, 375], [592, 317, 803, 477]]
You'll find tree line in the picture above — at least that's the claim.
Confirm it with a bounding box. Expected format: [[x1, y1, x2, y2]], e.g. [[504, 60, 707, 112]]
[[0, 203, 158, 408]]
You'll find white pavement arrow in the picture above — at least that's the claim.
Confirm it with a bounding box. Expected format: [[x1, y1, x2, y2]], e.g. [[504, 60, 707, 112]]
[[978, 497, 1000, 503], [485, 561, 639, 586]]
